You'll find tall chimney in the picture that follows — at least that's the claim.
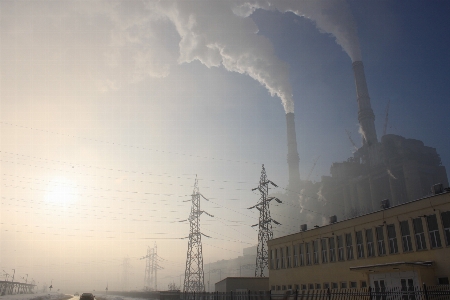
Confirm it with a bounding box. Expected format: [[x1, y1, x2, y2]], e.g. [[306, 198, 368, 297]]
[[286, 112, 301, 188], [352, 61, 378, 147]]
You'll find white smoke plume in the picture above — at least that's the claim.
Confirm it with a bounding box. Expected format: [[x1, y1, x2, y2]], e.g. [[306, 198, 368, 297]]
[[11, 1, 361, 113], [358, 124, 367, 144], [237, 0, 362, 62], [149, 0, 362, 112], [153, 0, 295, 113], [317, 184, 327, 204]]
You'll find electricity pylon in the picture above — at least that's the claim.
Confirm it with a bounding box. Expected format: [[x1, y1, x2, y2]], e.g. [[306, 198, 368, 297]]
[[182, 176, 213, 292], [249, 165, 281, 277], [141, 242, 163, 291]]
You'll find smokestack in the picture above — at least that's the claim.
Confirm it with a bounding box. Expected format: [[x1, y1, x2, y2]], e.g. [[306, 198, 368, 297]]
[[286, 113, 301, 189], [352, 61, 378, 147]]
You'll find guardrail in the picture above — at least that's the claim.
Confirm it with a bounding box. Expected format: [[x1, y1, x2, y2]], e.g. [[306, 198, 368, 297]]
[[160, 284, 450, 300]]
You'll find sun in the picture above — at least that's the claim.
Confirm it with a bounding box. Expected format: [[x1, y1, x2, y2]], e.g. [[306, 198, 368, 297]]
[[45, 176, 77, 206]]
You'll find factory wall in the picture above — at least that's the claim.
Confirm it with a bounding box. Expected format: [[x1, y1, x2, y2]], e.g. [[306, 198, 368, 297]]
[[267, 191, 450, 291]]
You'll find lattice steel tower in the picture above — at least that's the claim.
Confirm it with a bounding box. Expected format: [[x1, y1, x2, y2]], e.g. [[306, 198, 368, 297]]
[[183, 176, 213, 292], [249, 165, 281, 277], [142, 242, 161, 291]]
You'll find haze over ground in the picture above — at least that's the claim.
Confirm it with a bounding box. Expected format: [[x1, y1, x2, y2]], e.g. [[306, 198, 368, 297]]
[[1, 0, 449, 293]]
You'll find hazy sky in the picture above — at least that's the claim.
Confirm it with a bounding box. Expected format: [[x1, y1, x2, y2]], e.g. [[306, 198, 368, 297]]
[[1, 0, 449, 293]]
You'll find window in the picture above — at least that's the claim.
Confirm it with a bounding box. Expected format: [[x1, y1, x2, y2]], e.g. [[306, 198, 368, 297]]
[[270, 249, 274, 269], [321, 239, 328, 263], [276, 286, 281, 291], [305, 243, 311, 265], [324, 283, 330, 289], [376, 226, 386, 255], [313, 240, 319, 264], [340, 282, 347, 289], [282, 285, 286, 290], [315, 283, 321, 290], [356, 231, 364, 258], [350, 282, 357, 289], [301, 284, 307, 290], [426, 214, 442, 248], [346, 233, 354, 260], [294, 284, 299, 290], [441, 211, 450, 246], [275, 248, 280, 269], [337, 235, 344, 261], [280, 247, 285, 268], [308, 284, 314, 290], [360, 281, 367, 288], [413, 217, 427, 250], [286, 246, 291, 268], [331, 283, 338, 289], [366, 229, 375, 257], [387, 224, 399, 254], [400, 220, 413, 252], [299, 243, 305, 266], [288, 285, 292, 290], [438, 277, 449, 285], [293, 245, 298, 267], [329, 237, 336, 262]]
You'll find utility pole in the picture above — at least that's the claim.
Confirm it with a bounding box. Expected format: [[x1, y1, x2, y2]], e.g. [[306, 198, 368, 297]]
[[182, 176, 213, 292], [249, 165, 281, 277]]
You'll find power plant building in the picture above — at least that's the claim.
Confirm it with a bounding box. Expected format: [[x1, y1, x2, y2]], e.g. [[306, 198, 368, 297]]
[[278, 61, 449, 229], [268, 188, 450, 290]]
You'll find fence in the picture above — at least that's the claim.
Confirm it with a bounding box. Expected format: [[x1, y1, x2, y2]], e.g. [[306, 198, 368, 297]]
[[168, 285, 450, 300]]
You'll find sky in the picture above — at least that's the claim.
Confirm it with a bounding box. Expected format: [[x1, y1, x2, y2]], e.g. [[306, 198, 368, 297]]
[[1, 0, 450, 294]]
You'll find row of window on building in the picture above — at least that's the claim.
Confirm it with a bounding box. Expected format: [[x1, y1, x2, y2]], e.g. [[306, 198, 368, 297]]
[[271, 281, 367, 291], [270, 211, 450, 269]]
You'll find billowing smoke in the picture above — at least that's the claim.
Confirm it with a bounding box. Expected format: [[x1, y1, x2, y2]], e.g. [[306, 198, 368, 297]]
[[237, 0, 362, 62], [358, 124, 367, 144], [31, 0, 362, 113], [150, 0, 361, 112], [153, 0, 295, 113], [317, 184, 327, 204]]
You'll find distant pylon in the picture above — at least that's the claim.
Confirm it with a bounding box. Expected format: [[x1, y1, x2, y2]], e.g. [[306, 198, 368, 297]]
[[249, 165, 282, 277], [141, 242, 162, 291], [183, 176, 214, 292]]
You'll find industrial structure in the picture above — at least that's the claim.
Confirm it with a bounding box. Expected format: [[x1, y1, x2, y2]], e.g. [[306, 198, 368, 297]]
[[183, 177, 213, 292], [274, 60, 449, 233], [250, 165, 281, 277], [268, 186, 450, 290], [141, 242, 162, 291]]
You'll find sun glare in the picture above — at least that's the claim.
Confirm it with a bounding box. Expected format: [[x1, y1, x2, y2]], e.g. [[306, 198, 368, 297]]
[[45, 177, 77, 206]]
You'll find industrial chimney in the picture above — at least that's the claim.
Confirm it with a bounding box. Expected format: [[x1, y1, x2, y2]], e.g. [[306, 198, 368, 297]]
[[352, 61, 378, 147], [286, 112, 301, 189]]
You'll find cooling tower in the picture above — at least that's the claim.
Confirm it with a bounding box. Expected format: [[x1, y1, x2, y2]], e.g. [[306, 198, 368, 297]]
[[352, 61, 378, 147], [286, 112, 301, 188]]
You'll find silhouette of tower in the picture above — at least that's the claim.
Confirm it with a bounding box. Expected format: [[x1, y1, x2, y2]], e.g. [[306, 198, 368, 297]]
[[183, 176, 213, 292], [142, 242, 161, 291], [249, 165, 281, 277]]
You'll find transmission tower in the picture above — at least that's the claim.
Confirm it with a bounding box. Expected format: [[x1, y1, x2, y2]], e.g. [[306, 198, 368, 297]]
[[141, 242, 162, 291], [249, 165, 281, 277], [182, 176, 213, 292]]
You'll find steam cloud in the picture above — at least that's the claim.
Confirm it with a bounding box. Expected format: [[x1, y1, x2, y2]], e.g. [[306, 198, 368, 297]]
[[151, 0, 361, 113], [21, 0, 362, 113]]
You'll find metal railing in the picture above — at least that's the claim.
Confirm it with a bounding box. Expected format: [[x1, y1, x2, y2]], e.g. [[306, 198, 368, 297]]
[[163, 285, 450, 300]]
